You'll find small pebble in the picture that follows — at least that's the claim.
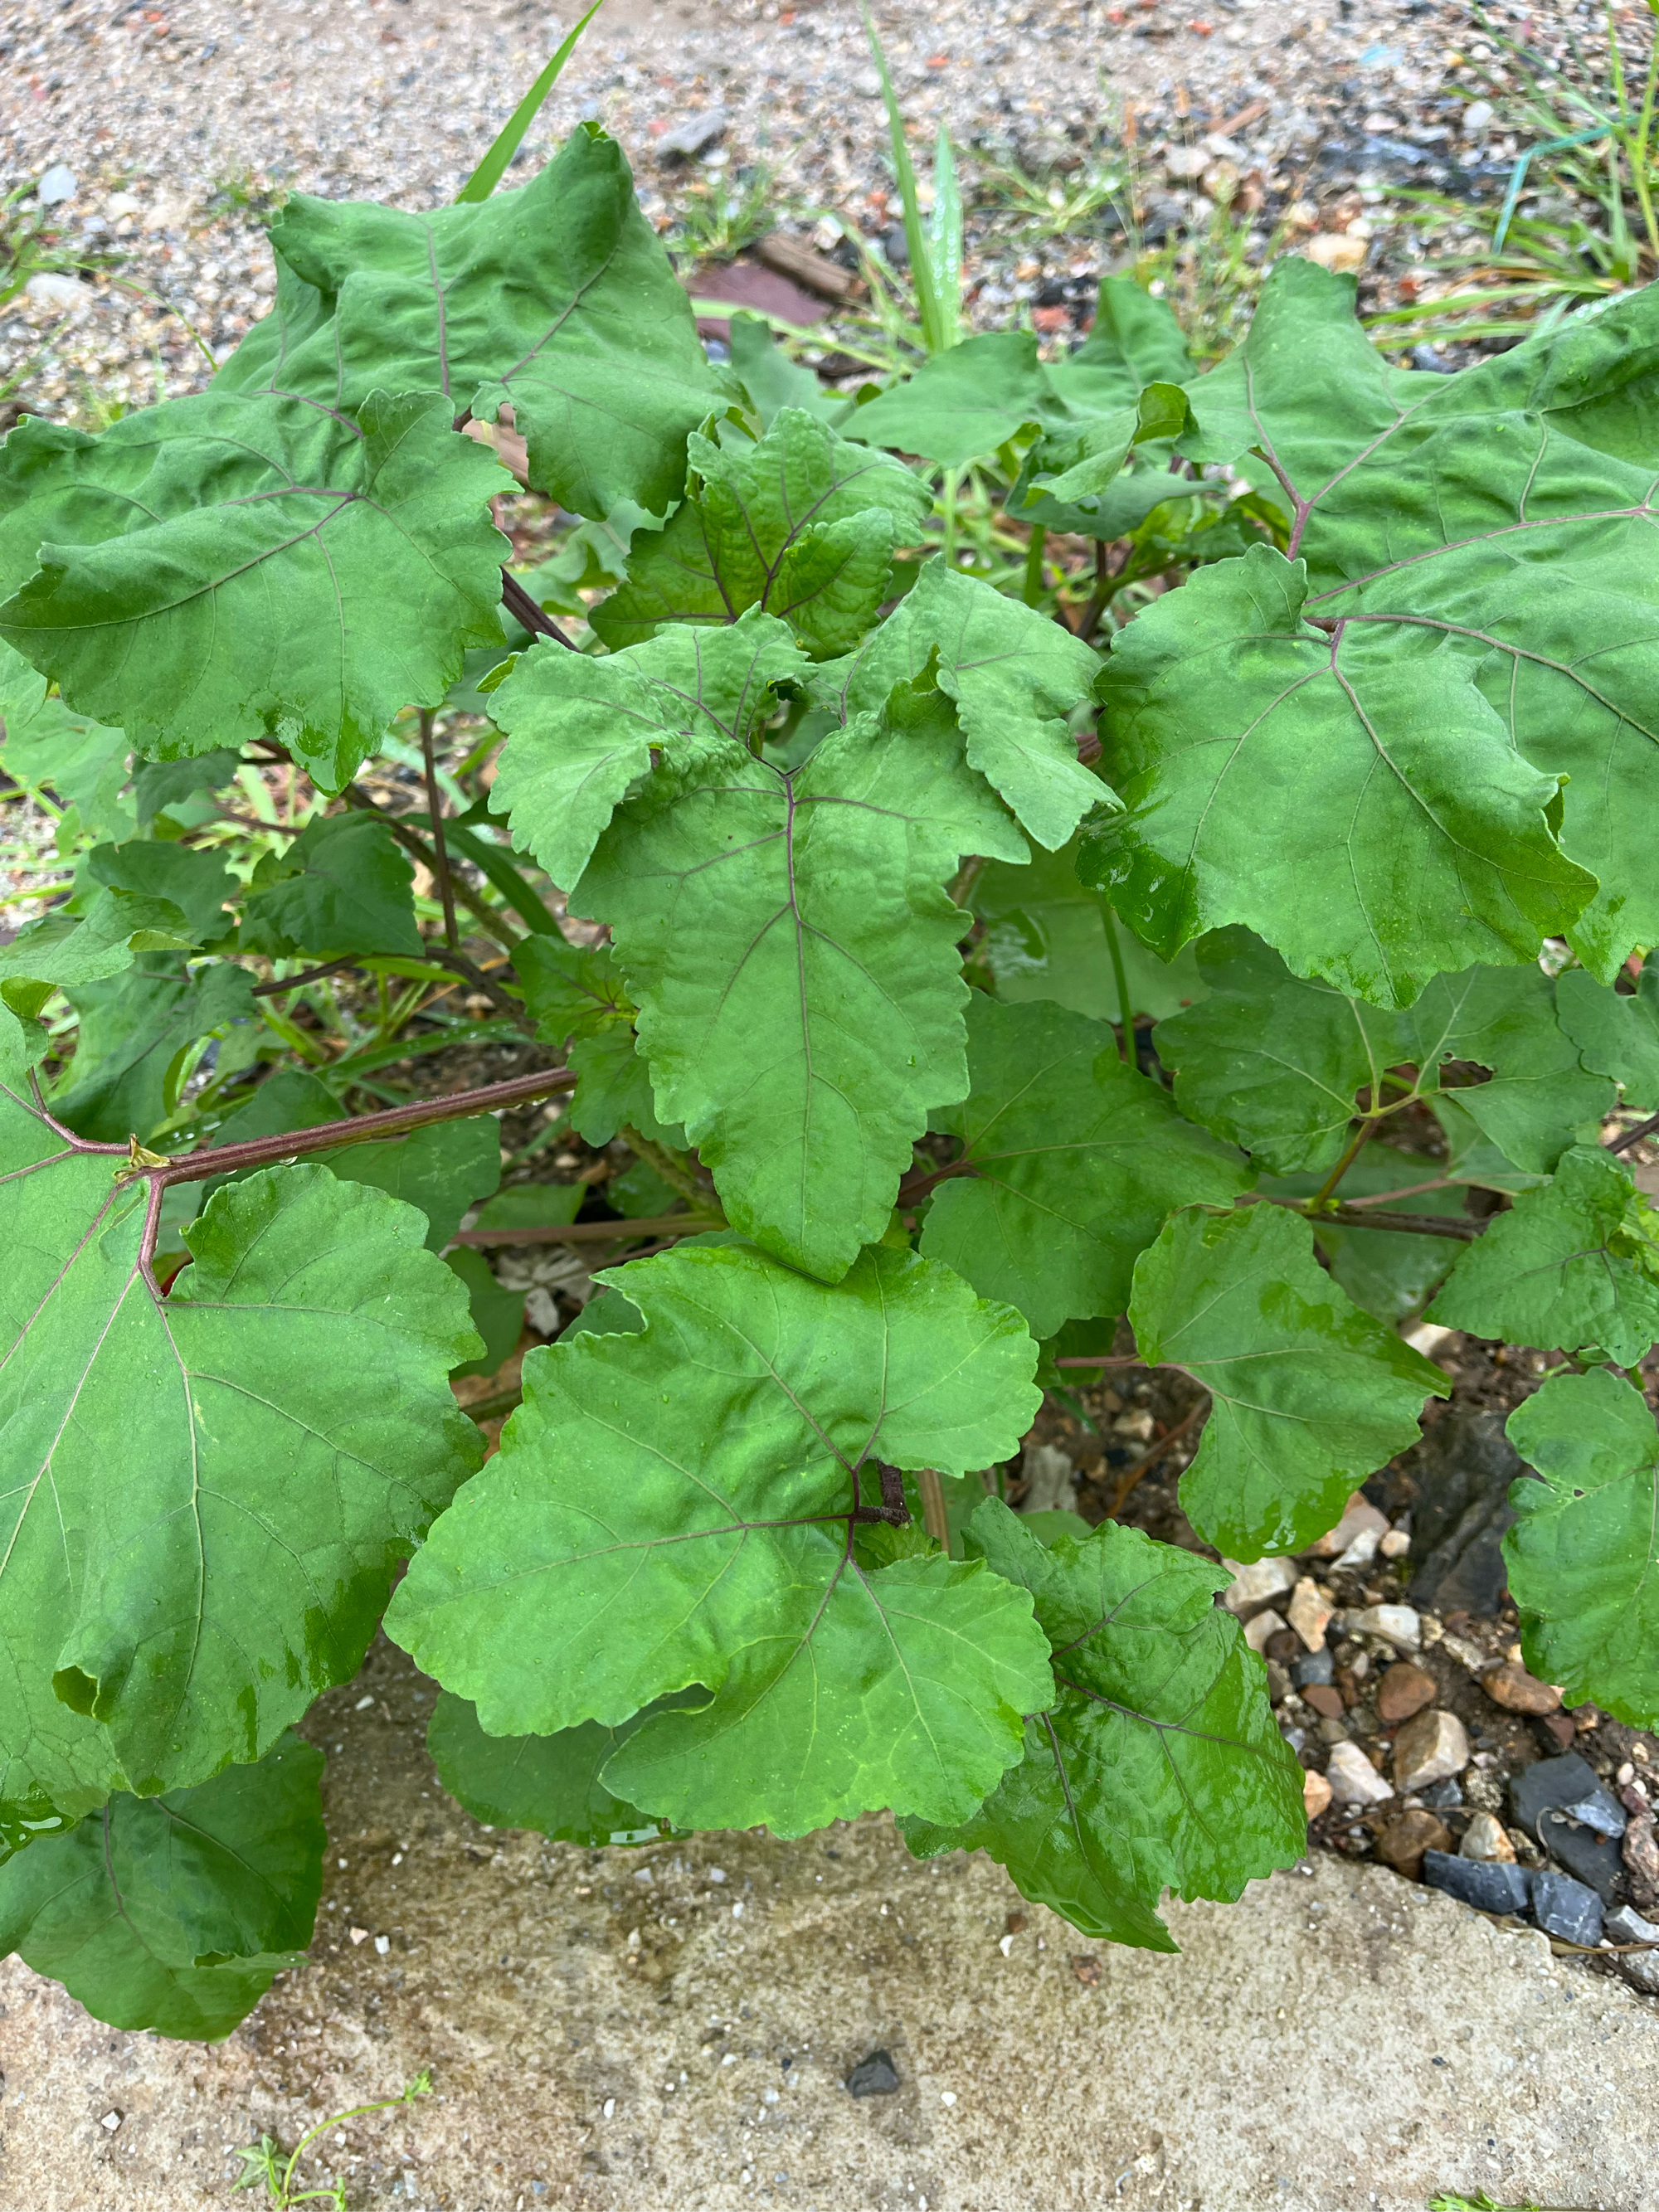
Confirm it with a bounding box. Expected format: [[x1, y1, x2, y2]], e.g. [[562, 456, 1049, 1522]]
[[1481, 1660, 1561, 1716], [1393, 1710, 1470, 1796], [1220, 1557, 1297, 1614], [846, 2051, 901, 2099], [1422, 1851, 1530, 1915], [1377, 1809, 1451, 1879], [1459, 1811, 1515, 1864], [1326, 1741, 1394, 1806], [1243, 1607, 1289, 1655], [1302, 1769, 1333, 1820], [1374, 1661, 1437, 1723], [1350, 1603, 1421, 1650], [1530, 1868, 1603, 1947]]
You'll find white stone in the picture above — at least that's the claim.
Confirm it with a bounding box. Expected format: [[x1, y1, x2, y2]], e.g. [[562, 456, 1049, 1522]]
[[99, 2112, 120, 2133], [36, 163, 75, 206], [1164, 145, 1210, 178], [1393, 1710, 1470, 1796], [1220, 1557, 1298, 1615], [1461, 100, 1495, 134], [24, 272, 95, 316], [1288, 1577, 1333, 1653], [1305, 231, 1367, 274], [1306, 1495, 1389, 1558], [1333, 1525, 1381, 1572], [1459, 1811, 1514, 1864], [1379, 1529, 1411, 1558], [1020, 1443, 1077, 1514], [1351, 1604, 1422, 1650], [1326, 1742, 1394, 1806], [1243, 1608, 1288, 1655]]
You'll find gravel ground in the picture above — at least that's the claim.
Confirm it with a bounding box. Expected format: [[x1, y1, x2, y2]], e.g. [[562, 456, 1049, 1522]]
[[0, 0, 1602, 418]]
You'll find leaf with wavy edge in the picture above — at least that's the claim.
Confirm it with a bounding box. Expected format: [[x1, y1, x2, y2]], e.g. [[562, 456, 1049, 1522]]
[[232, 124, 725, 518], [1505, 1369, 1659, 1728], [0, 1088, 480, 1838], [387, 1240, 1051, 1837], [0, 390, 510, 794], [1129, 1203, 1449, 1559], [902, 1502, 1305, 1948], [1088, 543, 1596, 1008], [591, 408, 930, 655], [0, 1733, 323, 2036]]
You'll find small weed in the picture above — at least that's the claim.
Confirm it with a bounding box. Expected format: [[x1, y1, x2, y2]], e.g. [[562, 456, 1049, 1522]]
[[666, 166, 774, 265], [233, 2070, 431, 2210], [975, 151, 1132, 242], [1133, 182, 1290, 366], [1428, 2193, 1602, 2212]]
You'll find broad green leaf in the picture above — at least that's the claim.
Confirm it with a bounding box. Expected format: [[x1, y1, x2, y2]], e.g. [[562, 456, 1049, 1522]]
[[131, 747, 241, 834], [324, 1116, 502, 1253], [445, 1248, 525, 1381], [0, 889, 197, 1007], [813, 561, 1105, 851], [1129, 1203, 1448, 1558], [1012, 384, 1191, 521], [513, 932, 688, 1148], [972, 839, 1205, 1022], [55, 959, 256, 1145], [0, 1108, 480, 1830], [1558, 958, 1659, 1108], [252, 125, 726, 517], [0, 694, 134, 843], [0, 392, 510, 794], [849, 331, 1053, 468], [240, 813, 423, 958], [209, 1067, 342, 1146], [491, 610, 810, 893], [572, 671, 1027, 1279], [428, 1691, 676, 1845], [0, 1735, 323, 2038], [919, 996, 1250, 1338], [80, 839, 236, 946], [387, 1240, 1050, 1836], [1505, 1369, 1659, 1728], [471, 1182, 583, 1233], [1045, 277, 1194, 414], [1175, 259, 1659, 980], [1261, 1149, 1466, 1324], [1155, 931, 1610, 1176], [1089, 543, 1597, 1008], [728, 311, 852, 428], [902, 1503, 1305, 1947], [1428, 1145, 1659, 1366], [591, 410, 929, 655]]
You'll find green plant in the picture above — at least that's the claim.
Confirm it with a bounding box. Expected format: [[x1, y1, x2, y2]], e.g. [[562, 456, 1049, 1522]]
[[2, 38, 1659, 2059], [235, 2072, 431, 2210], [665, 165, 776, 267]]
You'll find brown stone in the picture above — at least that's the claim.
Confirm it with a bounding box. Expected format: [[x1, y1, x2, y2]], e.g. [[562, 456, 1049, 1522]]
[[1302, 1768, 1333, 1820], [1392, 1709, 1471, 1796], [1481, 1660, 1561, 1716], [1376, 1662, 1438, 1723], [1302, 1684, 1346, 1719], [1376, 1810, 1452, 1880], [1072, 1955, 1102, 1986], [1543, 1712, 1578, 1750]]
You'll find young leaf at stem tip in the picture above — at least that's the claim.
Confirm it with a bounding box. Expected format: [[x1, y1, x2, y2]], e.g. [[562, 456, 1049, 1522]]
[[385, 1239, 1051, 1838]]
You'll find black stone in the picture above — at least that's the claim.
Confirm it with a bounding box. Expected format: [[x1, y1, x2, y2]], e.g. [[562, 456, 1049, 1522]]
[[1509, 1753, 1601, 1841], [1418, 1777, 1464, 1811], [1529, 1869, 1604, 1947], [1404, 1407, 1526, 1615], [846, 2050, 902, 2098], [1537, 1809, 1625, 1904], [1561, 1788, 1627, 1839], [1422, 1851, 1530, 1915], [1292, 1650, 1335, 1688]]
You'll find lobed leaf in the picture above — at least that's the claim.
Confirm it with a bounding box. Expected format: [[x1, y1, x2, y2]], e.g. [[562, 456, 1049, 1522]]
[[848, 331, 1054, 468], [1089, 543, 1597, 1009], [572, 668, 1027, 1278], [1129, 1203, 1448, 1559], [971, 839, 1205, 1023], [591, 409, 930, 655], [1505, 1369, 1659, 1728], [54, 959, 256, 1145], [387, 1239, 1050, 1837], [0, 1733, 322, 2038], [919, 995, 1250, 1338], [1558, 957, 1659, 1108], [812, 561, 1105, 851], [1428, 1145, 1659, 1367], [0, 391, 510, 794], [0, 1098, 480, 1834], [244, 124, 726, 517], [902, 1503, 1305, 1947], [240, 812, 423, 959], [490, 610, 810, 893]]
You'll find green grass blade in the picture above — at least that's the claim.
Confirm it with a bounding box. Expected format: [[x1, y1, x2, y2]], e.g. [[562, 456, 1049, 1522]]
[[929, 124, 964, 351], [456, 0, 606, 203], [861, 5, 946, 353]]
